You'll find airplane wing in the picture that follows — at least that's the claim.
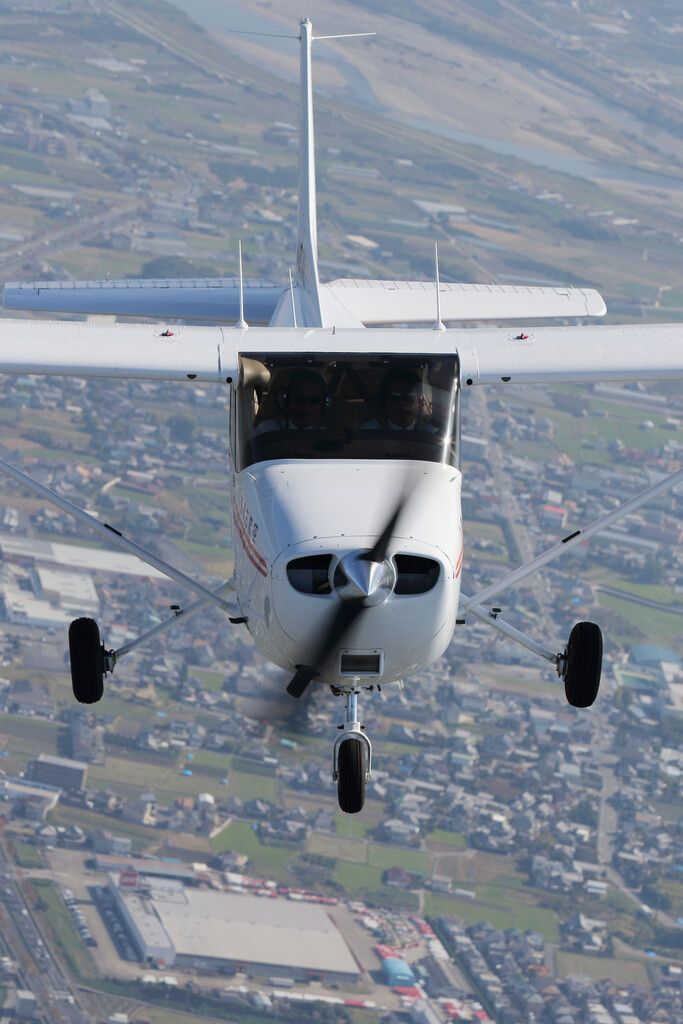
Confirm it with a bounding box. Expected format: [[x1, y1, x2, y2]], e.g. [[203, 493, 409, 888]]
[[0, 320, 230, 382], [454, 322, 683, 385], [322, 279, 606, 324], [0, 321, 681, 386], [2, 278, 284, 324]]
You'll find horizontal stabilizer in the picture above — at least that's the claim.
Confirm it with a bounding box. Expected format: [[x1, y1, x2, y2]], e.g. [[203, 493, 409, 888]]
[[3, 278, 284, 324], [323, 279, 606, 324]]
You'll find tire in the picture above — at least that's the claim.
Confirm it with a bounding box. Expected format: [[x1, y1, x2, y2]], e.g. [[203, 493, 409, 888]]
[[337, 737, 366, 814], [563, 621, 602, 708], [68, 618, 104, 704]]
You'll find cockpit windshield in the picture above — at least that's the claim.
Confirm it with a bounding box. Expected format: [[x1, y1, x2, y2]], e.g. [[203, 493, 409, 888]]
[[235, 353, 459, 470]]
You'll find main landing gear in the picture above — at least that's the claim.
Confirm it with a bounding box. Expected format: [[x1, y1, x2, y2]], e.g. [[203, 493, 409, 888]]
[[332, 687, 372, 814], [557, 621, 603, 708], [68, 618, 114, 704]]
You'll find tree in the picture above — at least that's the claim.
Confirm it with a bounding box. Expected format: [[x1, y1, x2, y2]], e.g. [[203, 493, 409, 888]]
[[167, 415, 196, 442]]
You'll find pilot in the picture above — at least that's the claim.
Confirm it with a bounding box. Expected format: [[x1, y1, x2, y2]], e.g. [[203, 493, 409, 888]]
[[363, 368, 435, 431], [256, 368, 326, 432]]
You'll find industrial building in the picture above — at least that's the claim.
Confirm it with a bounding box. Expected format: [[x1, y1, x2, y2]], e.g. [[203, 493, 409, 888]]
[[26, 753, 87, 791], [94, 854, 197, 885], [107, 872, 360, 984], [0, 533, 164, 577]]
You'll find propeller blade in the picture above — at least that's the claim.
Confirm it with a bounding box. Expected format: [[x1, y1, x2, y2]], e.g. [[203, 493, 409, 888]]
[[286, 480, 413, 698], [363, 495, 406, 564], [286, 602, 362, 698], [286, 664, 319, 698]]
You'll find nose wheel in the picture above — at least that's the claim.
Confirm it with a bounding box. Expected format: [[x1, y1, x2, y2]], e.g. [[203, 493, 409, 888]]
[[333, 687, 372, 815]]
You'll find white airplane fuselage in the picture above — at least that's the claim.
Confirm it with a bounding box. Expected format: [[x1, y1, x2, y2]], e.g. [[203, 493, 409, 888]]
[[231, 457, 463, 688]]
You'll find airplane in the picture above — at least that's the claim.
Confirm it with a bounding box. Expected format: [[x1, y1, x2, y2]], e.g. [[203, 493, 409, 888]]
[[1, 17, 683, 814]]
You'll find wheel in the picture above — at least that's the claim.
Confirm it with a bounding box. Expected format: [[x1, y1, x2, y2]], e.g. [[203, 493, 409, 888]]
[[337, 737, 366, 814], [563, 621, 602, 708], [68, 618, 104, 704]]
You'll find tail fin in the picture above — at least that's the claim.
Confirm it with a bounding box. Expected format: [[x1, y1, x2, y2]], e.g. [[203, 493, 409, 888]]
[[295, 18, 322, 323]]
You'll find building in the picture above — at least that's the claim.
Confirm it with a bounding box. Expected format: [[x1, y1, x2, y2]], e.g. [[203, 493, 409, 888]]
[[2, 679, 55, 718], [381, 957, 416, 986], [14, 989, 38, 1019], [0, 770, 60, 811], [26, 753, 87, 791], [107, 873, 360, 984]]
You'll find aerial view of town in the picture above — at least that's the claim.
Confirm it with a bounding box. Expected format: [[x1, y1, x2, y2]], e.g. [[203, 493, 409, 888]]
[[0, 0, 681, 1022]]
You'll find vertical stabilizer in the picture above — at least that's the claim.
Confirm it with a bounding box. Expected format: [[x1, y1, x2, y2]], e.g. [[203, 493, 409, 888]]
[[296, 18, 323, 324]]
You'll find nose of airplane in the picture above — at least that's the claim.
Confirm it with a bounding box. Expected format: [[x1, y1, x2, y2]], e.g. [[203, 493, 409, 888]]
[[333, 552, 397, 607]]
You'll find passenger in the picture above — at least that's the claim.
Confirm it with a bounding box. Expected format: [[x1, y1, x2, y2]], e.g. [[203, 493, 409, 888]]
[[363, 368, 435, 431], [256, 368, 326, 432]]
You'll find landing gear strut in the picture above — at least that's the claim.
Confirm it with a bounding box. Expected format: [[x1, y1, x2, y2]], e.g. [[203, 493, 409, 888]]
[[557, 620, 603, 708], [333, 688, 372, 814]]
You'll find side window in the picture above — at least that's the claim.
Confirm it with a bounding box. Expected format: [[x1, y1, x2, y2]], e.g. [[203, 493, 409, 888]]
[[229, 385, 236, 467]]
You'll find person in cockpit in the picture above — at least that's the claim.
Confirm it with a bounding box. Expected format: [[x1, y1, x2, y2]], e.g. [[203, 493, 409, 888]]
[[363, 368, 436, 431], [256, 368, 326, 432]]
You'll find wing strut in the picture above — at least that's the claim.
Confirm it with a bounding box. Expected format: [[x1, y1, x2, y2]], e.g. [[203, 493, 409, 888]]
[[460, 463, 683, 615], [0, 454, 233, 613]]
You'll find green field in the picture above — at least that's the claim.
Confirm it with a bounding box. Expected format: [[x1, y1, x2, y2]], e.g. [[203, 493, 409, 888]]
[[334, 815, 374, 839], [0, 714, 61, 763], [368, 845, 433, 875], [556, 950, 650, 987], [334, 861, 385, 892], [210, 821, 295, 874], [598, 592, 683, 648], [425, 892, 559, 941], [426, 829, 466, 847], [187, 669, 225, 691], [33, 879, 95, 982], [13, 842, 43, 869]]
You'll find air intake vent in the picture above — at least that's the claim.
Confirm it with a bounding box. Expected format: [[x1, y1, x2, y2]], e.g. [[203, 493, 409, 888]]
[[286, 554, 332, 594], [394, 555, 439, 594], [340, 653, 382, 676]]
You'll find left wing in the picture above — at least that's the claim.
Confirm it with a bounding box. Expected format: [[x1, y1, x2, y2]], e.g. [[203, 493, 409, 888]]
[[0, 320, 230, 382]]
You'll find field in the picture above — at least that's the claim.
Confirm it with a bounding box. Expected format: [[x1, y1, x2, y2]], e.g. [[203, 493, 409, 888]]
[[32, 879, 95, 982], [425, 891, 559, 941], [556, 951, 650, 988], [210, 821, 296, 874]]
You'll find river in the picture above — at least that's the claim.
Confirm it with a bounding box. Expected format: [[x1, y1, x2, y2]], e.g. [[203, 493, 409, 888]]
[[166, 0, 683, 191]]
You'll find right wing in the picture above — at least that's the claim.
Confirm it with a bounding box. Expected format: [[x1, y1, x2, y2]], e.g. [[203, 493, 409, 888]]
[[2, 277, 285, 324]]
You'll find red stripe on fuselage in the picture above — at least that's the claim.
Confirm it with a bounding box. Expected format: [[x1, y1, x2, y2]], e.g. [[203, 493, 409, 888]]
[[233, 504, 268, 578]]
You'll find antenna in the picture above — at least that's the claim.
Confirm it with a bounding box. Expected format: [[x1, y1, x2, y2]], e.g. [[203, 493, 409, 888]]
[[433, 242, 445, 332], [288, 268, 298, 328], [314, 32, 376, 40], [236, 240, 247, 330]]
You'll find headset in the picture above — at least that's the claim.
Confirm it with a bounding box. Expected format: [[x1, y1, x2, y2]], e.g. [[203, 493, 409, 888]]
[[280, 368, 330, 410]]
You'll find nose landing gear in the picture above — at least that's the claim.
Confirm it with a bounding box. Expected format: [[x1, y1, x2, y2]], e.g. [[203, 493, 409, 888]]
[[333, 687, 372, 814]]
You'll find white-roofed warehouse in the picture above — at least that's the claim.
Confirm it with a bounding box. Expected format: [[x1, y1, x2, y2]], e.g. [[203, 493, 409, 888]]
[[108, 874, 360, 983]]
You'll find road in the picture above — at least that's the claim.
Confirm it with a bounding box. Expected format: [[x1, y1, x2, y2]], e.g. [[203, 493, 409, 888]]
[[0, 836, 93, 1023], [596, 584, 683, 617]]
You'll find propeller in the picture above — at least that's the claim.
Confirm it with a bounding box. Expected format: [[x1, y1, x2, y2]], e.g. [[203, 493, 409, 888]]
[[286, 492, 408, 699]]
